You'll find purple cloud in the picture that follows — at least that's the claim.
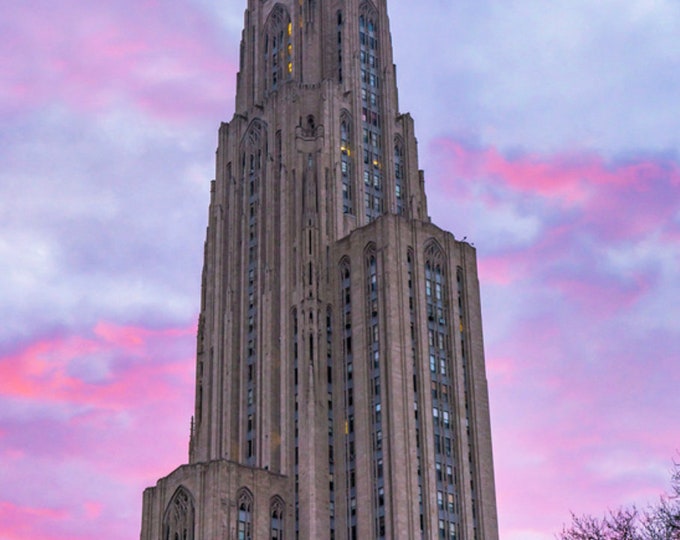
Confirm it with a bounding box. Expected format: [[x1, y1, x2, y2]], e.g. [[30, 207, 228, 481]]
[[1, 0, 235, 120], [0, 322, 195, 540], [424, 138, 680, 537]]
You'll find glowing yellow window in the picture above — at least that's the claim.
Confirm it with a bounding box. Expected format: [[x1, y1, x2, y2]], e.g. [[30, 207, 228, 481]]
[[288, 22, 292, 36], [287, 62, 293, 74]]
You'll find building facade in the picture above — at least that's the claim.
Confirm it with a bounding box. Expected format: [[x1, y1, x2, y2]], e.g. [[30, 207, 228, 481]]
[[140, 1, 499, 539]]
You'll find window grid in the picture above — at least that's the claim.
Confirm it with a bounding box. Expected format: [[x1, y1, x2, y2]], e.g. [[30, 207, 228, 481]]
[[394, 142, 405, 215], [243, 123, 264, 468], [264, 7, 293, 92], [359, 12, 383, 223], [425, 246, 458, 540], [366, 250, 385, 538]]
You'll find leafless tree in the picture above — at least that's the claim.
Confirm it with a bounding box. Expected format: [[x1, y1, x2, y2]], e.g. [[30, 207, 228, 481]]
[[558, 461, 680, 540]]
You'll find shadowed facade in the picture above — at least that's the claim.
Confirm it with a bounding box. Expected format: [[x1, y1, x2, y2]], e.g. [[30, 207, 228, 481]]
[[141, 1, 498, 538]]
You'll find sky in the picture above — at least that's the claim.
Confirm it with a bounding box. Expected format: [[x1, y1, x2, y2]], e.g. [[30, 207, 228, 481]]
[[1, 0, 679, 539]]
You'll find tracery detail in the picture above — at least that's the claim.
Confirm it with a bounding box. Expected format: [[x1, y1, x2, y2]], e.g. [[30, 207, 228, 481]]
[[242, 119, 267, 467], [237, 488, 254, 540], [270, 496, 285, 539], [264, 4, 293, 92], [163, 486, 195, 540]]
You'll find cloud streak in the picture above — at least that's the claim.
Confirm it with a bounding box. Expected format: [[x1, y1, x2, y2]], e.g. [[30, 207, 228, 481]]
[[0, 322, 195, 540], [1, 0, 235, 120], [425, 138, 680, 536]]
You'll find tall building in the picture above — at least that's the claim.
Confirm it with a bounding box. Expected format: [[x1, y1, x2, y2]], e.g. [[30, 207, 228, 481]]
[[140, 1, 498, 538]]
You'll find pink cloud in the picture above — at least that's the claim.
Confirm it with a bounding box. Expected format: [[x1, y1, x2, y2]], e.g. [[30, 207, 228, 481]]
[[432, 140, 679, 320], [83, 501, 103, 519], [0, 501, 71, 540], [1, 0, 236, 120], [433, 139, 680, 211], [0, 322, 194, 408], [431, 139, 680, 538], [478, 253, 529, 285], [486, 298, 679, 536], [0, 321, 197, 539]]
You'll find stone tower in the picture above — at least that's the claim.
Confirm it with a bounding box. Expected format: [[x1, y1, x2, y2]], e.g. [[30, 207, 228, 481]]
[[140, 1, 499, 539]]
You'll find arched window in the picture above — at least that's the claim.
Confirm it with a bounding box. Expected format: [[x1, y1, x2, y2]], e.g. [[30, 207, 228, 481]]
[[359, 3, 383, 223], [242, 119, 266, 467], [424, 241, 459, 538], [243, 119, 266, 186], [237, 488, 254, 540], [270, 496, 285, 539], [264, 5, 293, 92], [364, 243, 384, 538], [163, 486, 195, 540]]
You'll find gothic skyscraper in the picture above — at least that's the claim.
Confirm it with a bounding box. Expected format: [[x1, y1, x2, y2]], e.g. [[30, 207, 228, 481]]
[[140, 1, 499, 538]]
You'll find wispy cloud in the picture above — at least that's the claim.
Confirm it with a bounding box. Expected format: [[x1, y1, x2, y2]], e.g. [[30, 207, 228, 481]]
[[1, 0, 235, 120], [425, 138, 680, 536], [0, 322, 195, 540]]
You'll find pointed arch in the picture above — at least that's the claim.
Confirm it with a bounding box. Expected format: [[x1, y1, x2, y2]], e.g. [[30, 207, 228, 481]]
[[359, 1, 379, 34], [359, 0, 383, 222], [340, 110, 353, 139], [162, 486, 195, 540], [363, 239, 384, 537], [243, 119, 267, 154], [423, 237, 458, 533], [424, 239, 446, 276], [270, 496, 285, 539], [363, 244, 378, 296], [339, 255, 351, 278], [424, 239, 448, 331], [264, 4, 293, 92], [241, 119, 268, 182], [236, 487, 254, 540], [364, 241, 377, 257]]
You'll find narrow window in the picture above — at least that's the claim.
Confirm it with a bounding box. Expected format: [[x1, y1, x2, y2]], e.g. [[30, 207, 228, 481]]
[[237, 489, 253, 540], [270, 497, 285, 539]]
